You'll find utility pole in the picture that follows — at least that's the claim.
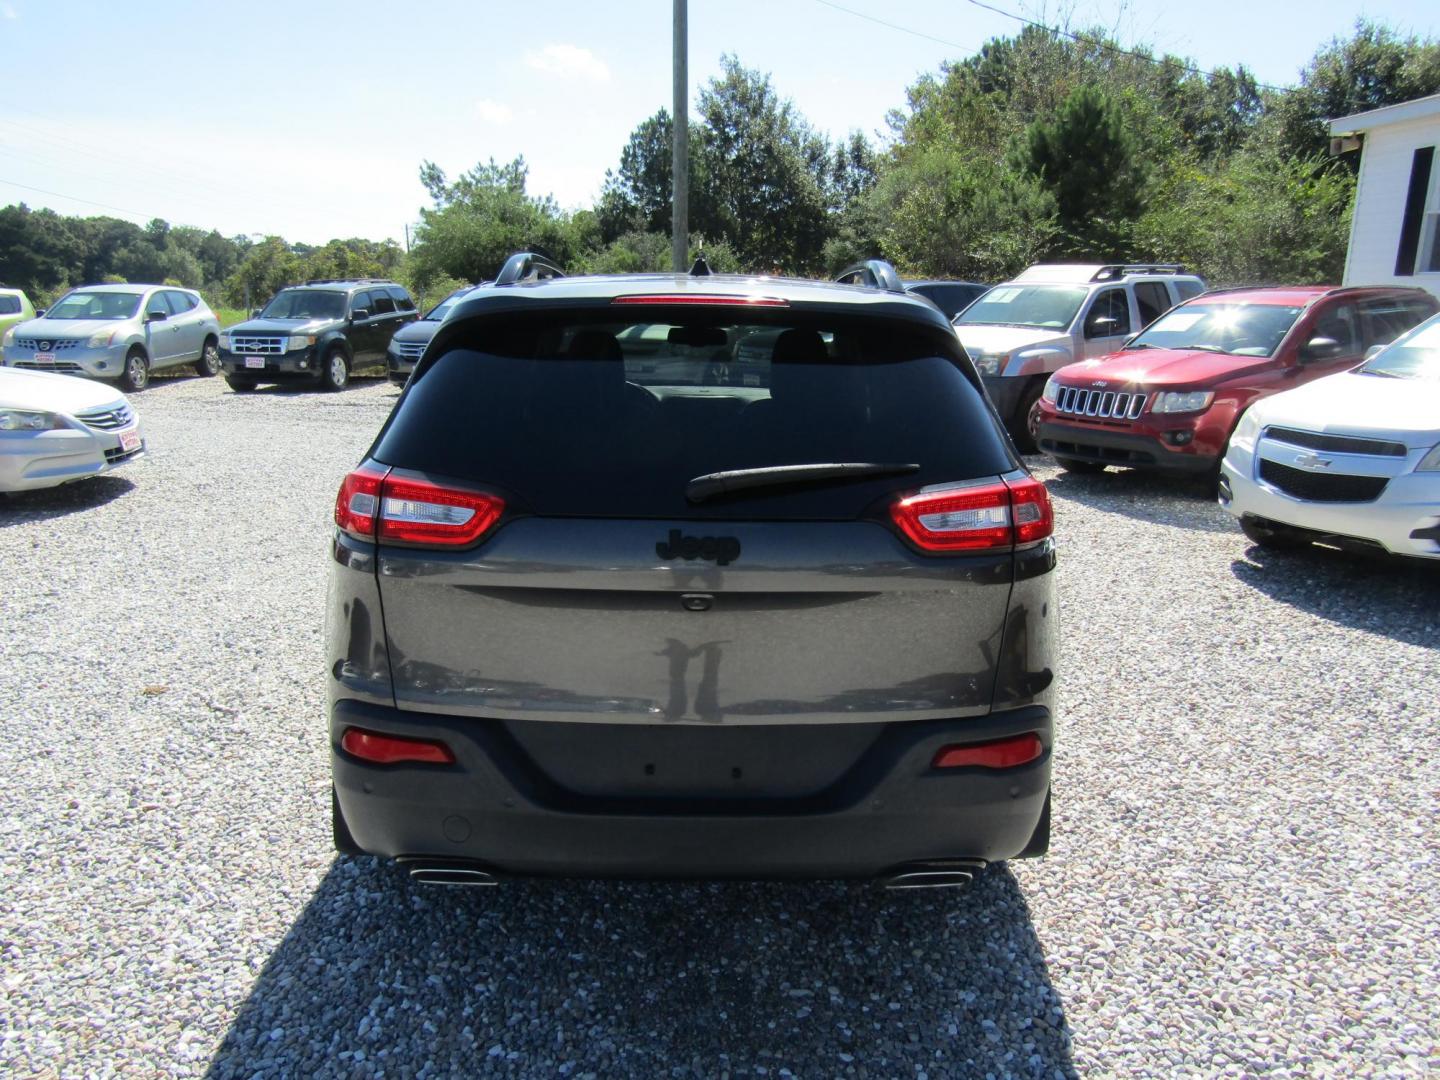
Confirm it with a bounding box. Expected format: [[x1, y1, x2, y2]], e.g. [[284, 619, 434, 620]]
[[671, 0, 688, 272]]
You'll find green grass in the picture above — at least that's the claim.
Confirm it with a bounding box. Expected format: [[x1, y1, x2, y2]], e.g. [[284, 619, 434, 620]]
[[214, 307, 249, 328]]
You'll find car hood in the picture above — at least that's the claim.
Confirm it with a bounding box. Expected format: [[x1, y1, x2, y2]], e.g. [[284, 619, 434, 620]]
[[1060, 349, 1276, 389], [952, 325, 1069, 356], [0, 367, 129, 413], [10, 317, 130, 342], [227, 318, 337, 335], [1248, 371, 1440, 446], [389, 319, 441, 344]]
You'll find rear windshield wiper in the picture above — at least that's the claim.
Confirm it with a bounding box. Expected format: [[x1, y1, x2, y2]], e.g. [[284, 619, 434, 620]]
[[685, 462, 921, 503]]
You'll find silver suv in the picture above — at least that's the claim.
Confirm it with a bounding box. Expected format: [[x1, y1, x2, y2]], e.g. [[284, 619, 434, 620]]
[[1, 283, 221, 391], [954, 263, 1205, 448], [326, 254, 1057, 888]]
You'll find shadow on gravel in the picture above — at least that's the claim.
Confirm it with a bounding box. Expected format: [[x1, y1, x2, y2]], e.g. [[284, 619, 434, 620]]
[[1041, 467, 1232, 533], [1233, 545, 1440, 647], [0, 475, 135, 524], [207, 859, 1075, 1078]]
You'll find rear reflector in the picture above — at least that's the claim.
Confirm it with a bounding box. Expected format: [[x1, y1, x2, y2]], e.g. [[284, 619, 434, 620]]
[[890, 475, 1053, 552], [932, 733, 1044, 770], [341, 727, 455, 765], [334, 465, 505, 549], [611, 294, 789, 307]]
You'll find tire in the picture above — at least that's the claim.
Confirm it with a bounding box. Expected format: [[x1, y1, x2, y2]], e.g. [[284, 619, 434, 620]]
[[1240, 515, 1308, 550], [1053, 456, 1107, 475], [195, 337, 220, 377], [118, 348, 149, 392], [332, 787, 362, 856], [319, 347, 350, 391], [225, 375, 257, 392], [1013, 380, 1045, 453]]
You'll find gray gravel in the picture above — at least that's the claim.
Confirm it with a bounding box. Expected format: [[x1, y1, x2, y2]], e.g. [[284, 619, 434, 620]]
[[1, 372, 1437, 1078]]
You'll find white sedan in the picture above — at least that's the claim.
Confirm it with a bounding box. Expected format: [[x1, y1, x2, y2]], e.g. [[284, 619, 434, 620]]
[[1218, 313, 1440, 560], [0, 367, 144, 492]]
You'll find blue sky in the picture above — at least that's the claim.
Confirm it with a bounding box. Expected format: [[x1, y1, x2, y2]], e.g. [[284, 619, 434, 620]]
[[0, 0, 1435, 245]]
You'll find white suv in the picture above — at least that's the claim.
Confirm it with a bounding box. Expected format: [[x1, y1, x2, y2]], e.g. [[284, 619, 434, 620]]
[[953, 264, 1205, 448]]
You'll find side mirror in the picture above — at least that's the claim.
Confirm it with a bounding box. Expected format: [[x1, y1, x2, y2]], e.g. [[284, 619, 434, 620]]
[[1363, 344, 1385, 361], [1086, 315, 1118, 338], [350, 308, 370, 321], [251, 308, 264, 318], [34, 308, 45, 318], [1299, 336, 1341, 362], [146, 308, 168, 322]]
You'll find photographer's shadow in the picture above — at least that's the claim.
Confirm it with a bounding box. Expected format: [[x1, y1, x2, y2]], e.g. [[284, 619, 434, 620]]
[[207, 859, 1075, 1077]]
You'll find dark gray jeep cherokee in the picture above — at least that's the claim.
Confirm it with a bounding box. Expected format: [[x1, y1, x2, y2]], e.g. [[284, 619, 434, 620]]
[[327, 254, 1057, 888]]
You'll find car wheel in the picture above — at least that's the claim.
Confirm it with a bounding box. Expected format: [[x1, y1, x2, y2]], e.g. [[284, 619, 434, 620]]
[[118, 348, 149, 392], [225, 375, 257, 392], [195, 337, 221, 377], [1053, 456, 1107, 474], [1240, 515, 1308, 550], [1013, 381, 1045, 453], [320, 347, 350, 391]]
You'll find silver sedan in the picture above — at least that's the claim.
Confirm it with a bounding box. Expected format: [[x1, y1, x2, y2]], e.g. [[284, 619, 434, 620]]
[[0, 367, 144, 492]]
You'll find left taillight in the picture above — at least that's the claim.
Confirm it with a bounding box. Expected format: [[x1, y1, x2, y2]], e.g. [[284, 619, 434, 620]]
[[334, 465, 505, 549], [889, 475, 1053, 552]]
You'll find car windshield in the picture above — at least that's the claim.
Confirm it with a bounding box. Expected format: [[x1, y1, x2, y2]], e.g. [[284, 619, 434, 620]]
[[423, 290, 471, 321], [1126, 303, 1302, 357], [260, 290, 345, 320], [953, 285, 1088, 330], [1359, 319, 1440, 380], [45, 291, 142, 320]]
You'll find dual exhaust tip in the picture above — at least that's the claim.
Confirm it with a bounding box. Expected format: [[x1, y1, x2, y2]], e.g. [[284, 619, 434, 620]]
[[403, 858, 987, 890]]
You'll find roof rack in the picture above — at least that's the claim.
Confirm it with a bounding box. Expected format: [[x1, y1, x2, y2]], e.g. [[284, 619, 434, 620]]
[[835, 259, 906, 294], [303, 277, 398, 286], [494, 252, 566, 287], [1090, 264, 1186, 282]]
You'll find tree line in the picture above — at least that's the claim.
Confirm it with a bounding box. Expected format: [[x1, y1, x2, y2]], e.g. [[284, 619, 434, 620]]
[[3, 20, 1438, 310]]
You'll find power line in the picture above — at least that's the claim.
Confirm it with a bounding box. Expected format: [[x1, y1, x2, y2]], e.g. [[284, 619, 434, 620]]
[[0, 177, 154, 219], [811, 0, 975, 52]]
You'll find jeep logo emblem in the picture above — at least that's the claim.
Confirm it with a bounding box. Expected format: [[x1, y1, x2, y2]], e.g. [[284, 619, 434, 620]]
[[656, 529, 741, 566]]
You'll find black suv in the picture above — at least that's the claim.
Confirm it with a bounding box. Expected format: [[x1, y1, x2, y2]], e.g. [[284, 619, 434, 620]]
[[220, 279, 418, 391], [327, 254, 1056, 887]]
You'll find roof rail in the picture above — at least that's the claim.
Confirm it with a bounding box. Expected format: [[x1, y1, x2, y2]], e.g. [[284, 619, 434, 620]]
[[494, 252, 565, 287], [302, 277, 398, 286], [1090, 264, 1186, 282], [835, 259, 906, 294]]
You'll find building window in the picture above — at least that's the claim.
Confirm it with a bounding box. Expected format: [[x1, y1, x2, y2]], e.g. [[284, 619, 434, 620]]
[[1396, 146, 1436, 276]]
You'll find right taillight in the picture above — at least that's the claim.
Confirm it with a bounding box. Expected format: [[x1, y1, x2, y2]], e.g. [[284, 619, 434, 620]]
[[890, 475, 1053, 552], [334, 465, 506, 549]]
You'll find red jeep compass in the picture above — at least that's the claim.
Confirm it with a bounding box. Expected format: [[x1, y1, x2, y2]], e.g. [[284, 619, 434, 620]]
[[1034, 286, 1438, 477]]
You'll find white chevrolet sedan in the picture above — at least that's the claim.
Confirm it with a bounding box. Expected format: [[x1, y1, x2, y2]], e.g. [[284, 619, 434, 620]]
[[0, 367, 144, 492], [1218, 313, 1440, 560]]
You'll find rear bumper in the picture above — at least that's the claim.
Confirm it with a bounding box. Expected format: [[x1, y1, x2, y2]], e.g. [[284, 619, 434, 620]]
[[1037, 420, 1216, 474], [330, 699, 1052, 879]]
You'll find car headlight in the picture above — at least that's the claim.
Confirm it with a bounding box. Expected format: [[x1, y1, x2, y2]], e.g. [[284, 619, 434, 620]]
[[1043, 374, 1061, 402], [287, 335, 315, 352], [2, 326, 16, 347], [87, 330, 117, 348], [1152, 391, 1214, 414], [1417, 444, 1440, 472], [1231, 407, 1262, 446], [0, 410, 61, 431], [219, 333, 232, 349], [972, 353, 1007, 376]]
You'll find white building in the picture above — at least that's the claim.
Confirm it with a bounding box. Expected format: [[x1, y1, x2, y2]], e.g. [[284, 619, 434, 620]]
[[1329, 93, 1440, 300]]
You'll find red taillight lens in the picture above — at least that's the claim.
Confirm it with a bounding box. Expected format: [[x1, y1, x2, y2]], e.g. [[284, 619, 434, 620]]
[[378, 475, 505, 547], [341, 727, 455, 765], [335, 462, 388, 540], [932, 733, 1044, 770], [889, 476, 1053, 552], [334, 466, 505, 549], [610, 294, 789, 307]]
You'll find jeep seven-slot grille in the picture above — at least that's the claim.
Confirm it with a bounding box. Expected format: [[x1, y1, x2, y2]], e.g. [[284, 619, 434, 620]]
[[1055, 386, 1146, 420], [76, 404, 135, 430], [229, 335, 284, 354], [1258, 459, 1388, 503], [1265, 426, 1408, 458]]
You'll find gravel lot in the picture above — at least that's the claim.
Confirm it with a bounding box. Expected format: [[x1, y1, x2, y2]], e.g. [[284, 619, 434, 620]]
[[1, 371, 1437, 1078]]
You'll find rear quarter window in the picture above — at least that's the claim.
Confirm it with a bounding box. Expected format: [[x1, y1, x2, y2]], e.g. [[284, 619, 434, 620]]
[[373, 310, 1013, 521]]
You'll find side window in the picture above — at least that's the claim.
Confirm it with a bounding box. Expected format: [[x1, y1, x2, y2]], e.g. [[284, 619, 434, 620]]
[[1309, 301, 1360, 355], [1360, 296, 1437, 349], [0, 296, 19, 315], [1084, 288, 1131, 339], [350, 290, 375, 317], [146, 292, 171, 317], [1174, 280, 1204, 302], [1134, 282, 1172, 326], [166, 290, 197, 313], [371, 291, 397, 315], [387, 286, 415, 312]]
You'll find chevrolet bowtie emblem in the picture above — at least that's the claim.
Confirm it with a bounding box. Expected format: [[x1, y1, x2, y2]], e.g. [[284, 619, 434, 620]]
[[1295, 453, 1333, 469]]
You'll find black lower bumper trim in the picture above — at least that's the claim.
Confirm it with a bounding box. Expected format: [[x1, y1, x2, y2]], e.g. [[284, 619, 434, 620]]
[[1038, 422, 1215, 474]]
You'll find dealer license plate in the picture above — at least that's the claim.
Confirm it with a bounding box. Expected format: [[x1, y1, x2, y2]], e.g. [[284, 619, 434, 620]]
[[32, 353, 56, 365], [244, 356, 265, 369], [119, 429, 141, 453]]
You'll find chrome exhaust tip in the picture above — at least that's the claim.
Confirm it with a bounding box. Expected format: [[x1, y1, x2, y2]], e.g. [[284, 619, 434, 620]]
[[882, 858, 987, 891], [406, 864, 498, 887]]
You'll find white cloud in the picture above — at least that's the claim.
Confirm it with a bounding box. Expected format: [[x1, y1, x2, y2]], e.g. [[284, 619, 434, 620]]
[[474, 99, 514, 124], [523, 43, 610, 82], [1, 4, 18, 19]]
